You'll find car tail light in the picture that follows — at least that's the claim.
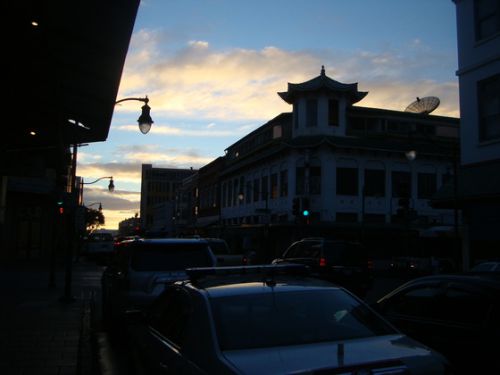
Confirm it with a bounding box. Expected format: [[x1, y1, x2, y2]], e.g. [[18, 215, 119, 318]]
[[319, 257, 327, 267]]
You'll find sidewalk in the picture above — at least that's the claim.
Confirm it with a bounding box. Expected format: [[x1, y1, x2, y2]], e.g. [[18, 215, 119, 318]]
[[0, 259, 104, 375]]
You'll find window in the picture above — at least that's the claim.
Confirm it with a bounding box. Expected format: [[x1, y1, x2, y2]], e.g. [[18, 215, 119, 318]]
[[310, 166, 322, 194], [306, 99, 318, 127], [391, 171, 411, 198], [296, 167, 305, 195], [270, 173, 278, 199], [253, 179, 259, 202], [273, 125, 282, 138], [478, 74, 500, 141], [364, 169, 385, 197], [280, 170, 288, 197], [328, 99, 339, 126], [245, 182, 252, 204], [418, 173, 437, 199], [336, 212, 358, 223], [336, 167, 358, 196], [227, 180, 233, 207], [384, 285, 443, 319], [474, 0, 500, 41], [222, 182, 227, 208], [261, 176, 269, 201], [293, 103, 299, 129]]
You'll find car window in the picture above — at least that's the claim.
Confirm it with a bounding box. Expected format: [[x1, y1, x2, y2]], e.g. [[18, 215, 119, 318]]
[[207, 240, 230, 255], [130, 243, 214, 271], [211, 289, 395, 350], [384, 284, 443, 319], [284, 242, 302, 258], [149, 288, 192, 347]]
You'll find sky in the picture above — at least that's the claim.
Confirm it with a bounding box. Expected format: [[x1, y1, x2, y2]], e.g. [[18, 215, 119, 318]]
[[77, 0, 459, 230]]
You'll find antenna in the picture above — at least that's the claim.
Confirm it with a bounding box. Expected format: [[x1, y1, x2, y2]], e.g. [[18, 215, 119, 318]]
[[404, 96, 440, 114]]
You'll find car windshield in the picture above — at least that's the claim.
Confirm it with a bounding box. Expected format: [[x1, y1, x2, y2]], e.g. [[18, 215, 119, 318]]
[[130, 243, 213, 271], [211, 289, 395, 350]]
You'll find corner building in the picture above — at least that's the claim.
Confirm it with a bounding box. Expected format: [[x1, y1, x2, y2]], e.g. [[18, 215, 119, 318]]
[[200, 68, 459, 260]]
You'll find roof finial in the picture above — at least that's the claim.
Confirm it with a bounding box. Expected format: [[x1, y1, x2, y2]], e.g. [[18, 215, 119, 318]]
[[321, 65, 325, 76]]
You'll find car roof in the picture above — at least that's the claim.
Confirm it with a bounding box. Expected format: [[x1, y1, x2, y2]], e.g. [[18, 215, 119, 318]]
[[383, 273, 500, 298], [190, 277, 343, 298], [178, 265, 345, 298]]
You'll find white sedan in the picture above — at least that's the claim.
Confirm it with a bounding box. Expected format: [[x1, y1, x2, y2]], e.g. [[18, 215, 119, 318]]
[[127, 265, 450, 375]]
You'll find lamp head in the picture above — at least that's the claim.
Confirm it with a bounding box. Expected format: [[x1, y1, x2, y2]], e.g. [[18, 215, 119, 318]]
[[138, 101, 153, 134]]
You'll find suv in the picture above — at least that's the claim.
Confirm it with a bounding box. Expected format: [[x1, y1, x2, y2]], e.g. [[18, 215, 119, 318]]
[[272, 238, 373, 296], [101, 238, 216, 328]]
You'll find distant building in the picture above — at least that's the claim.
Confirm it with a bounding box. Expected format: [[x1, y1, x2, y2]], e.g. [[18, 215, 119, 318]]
[[450, 0, 500, 266], [140, 164, 197, 233]]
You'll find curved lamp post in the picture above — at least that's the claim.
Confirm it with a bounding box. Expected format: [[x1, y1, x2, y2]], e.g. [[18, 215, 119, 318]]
[[115, 96, 154, 134], [80, 176, 114, 206]]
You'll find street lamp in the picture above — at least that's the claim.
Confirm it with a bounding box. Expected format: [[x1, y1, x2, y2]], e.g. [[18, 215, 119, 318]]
[[82, 176, 114, 192], [115, 96, 154, 134], [80, 176, 114, 206]]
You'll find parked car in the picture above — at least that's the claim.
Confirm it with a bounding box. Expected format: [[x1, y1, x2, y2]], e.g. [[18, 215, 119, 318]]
[[127, 265, 450, 375], [271, 238, 373, 296], [374, 274, 500, 374], [101, 238, 217, 329], [82, 231, 114, 260]]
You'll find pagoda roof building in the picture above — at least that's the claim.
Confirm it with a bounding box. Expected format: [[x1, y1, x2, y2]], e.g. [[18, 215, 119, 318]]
[[278, 66, 368, 105]]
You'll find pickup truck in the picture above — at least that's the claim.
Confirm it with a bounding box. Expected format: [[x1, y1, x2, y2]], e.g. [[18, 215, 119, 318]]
[[205, 238, 244, 266]]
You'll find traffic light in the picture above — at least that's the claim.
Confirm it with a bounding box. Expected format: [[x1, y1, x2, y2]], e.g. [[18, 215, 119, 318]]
[[292, 197, 300, 216], [57, 199, 64, 215], [301, 198, 310, 217]]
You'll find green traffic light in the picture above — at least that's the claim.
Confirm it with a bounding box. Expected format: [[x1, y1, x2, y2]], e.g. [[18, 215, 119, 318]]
[[302, 210, 309, 217]]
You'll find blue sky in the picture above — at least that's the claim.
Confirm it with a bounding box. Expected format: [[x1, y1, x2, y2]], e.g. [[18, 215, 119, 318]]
[[78, 0, 459, 229]]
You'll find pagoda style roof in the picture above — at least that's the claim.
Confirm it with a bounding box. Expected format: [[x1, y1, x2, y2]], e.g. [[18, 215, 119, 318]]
[[278, 66, 368, 104]]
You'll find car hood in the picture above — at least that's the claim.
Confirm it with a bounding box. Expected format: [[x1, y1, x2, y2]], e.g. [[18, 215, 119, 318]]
[[222, 335, 446, 375]]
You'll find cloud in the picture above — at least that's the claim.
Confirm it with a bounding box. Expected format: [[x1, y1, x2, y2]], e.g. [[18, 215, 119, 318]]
[[116, 34, 458, 123], [115, 124, 237, 137]]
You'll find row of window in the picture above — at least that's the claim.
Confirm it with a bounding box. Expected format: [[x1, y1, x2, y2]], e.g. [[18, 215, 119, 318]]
[[294, 99, 339, 129], [219, 167, 448, 209]]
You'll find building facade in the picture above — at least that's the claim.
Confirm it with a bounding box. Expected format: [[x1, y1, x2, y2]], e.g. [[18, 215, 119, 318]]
[[452, 0, 500, 265], [140, 164, 197, 234]]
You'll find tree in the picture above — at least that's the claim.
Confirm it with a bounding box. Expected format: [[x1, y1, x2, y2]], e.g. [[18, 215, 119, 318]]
[[85, 208, 105, 232]]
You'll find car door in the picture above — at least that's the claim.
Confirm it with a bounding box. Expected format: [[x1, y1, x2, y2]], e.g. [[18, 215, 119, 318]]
[[377, 281, 446, 347], [434, 281, 496, 370], [134, 288, 204, 375]]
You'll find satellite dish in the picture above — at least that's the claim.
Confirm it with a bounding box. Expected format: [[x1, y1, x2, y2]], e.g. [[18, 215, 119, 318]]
[[404, 96, 440, 114]]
